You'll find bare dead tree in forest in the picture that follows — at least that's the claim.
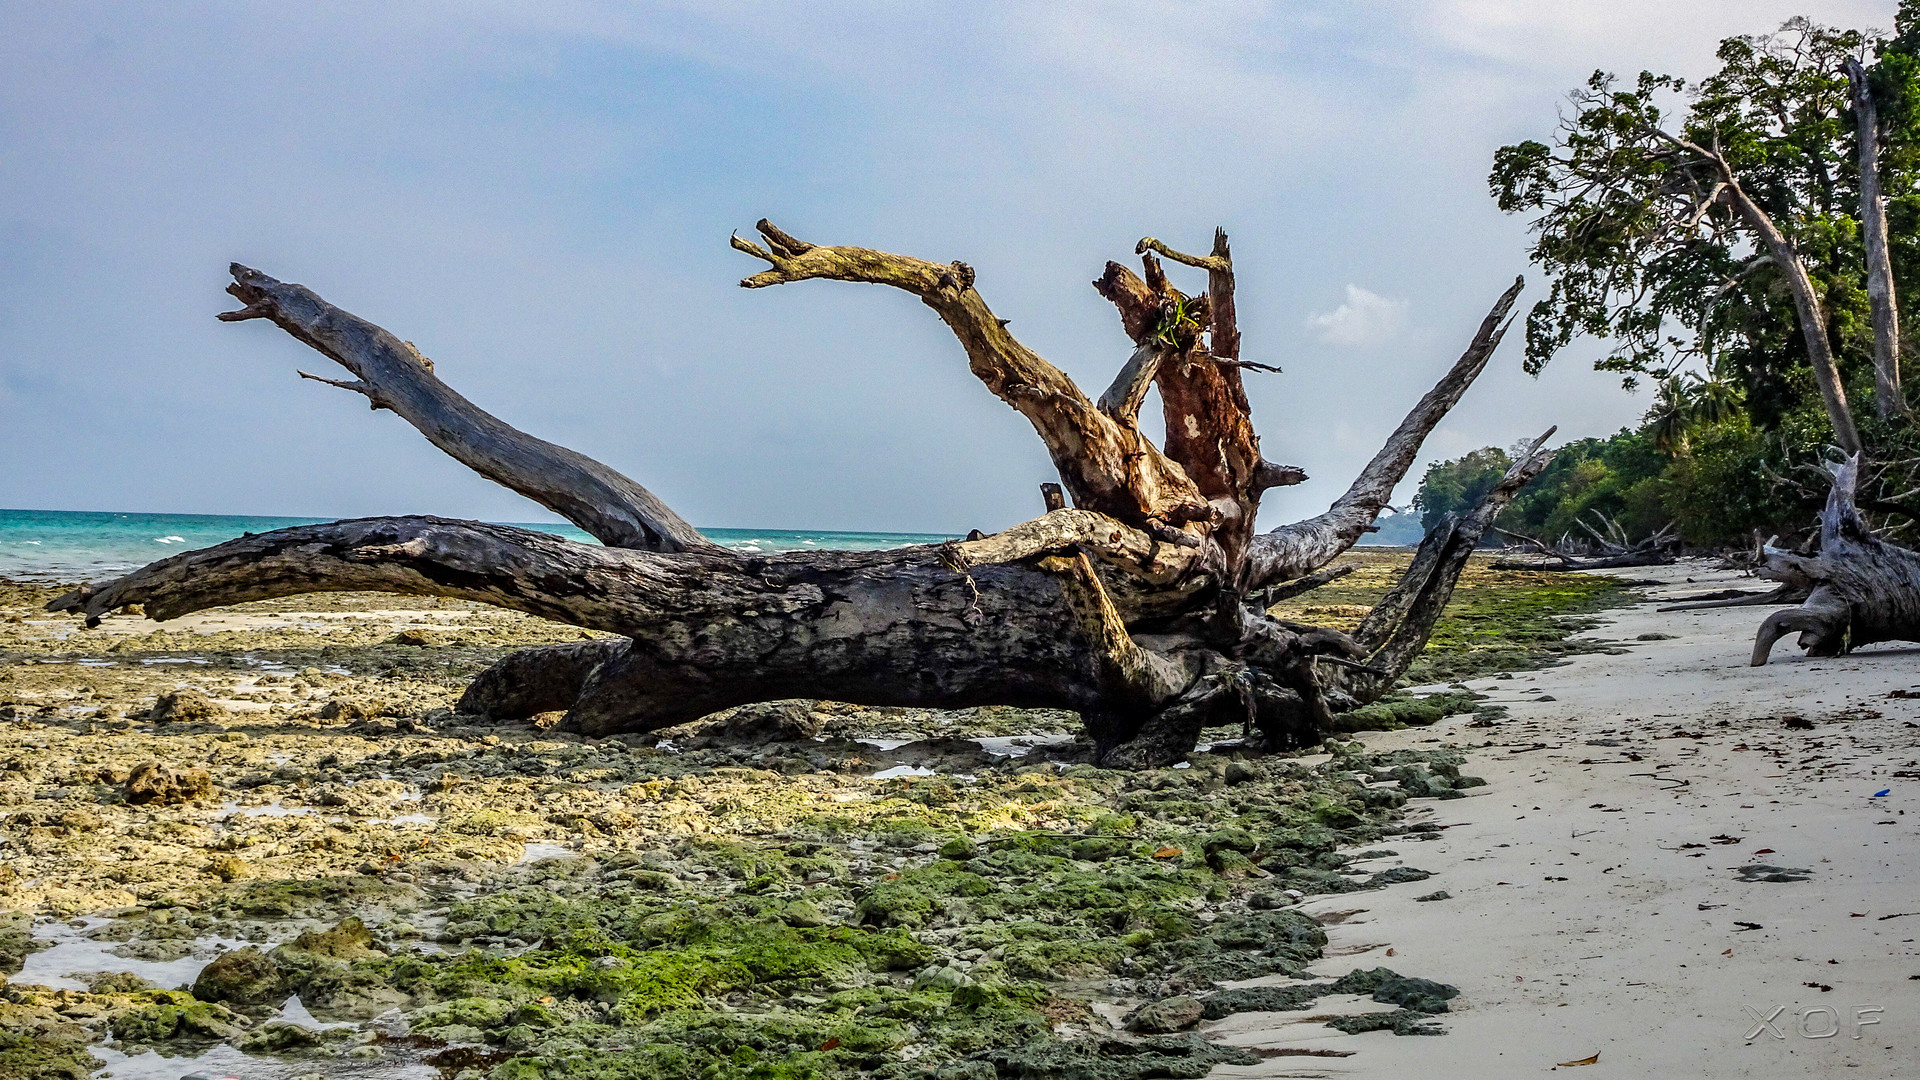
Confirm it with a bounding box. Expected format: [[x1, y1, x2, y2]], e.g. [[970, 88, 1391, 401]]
[[50, 224, 1549, 765]]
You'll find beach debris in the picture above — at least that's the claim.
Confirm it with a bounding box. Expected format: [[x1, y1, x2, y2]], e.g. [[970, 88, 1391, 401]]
[[1782, 717, 1815, 730], [1710, 834, 1743, 844], [1734, 921, 1765, 931], [1556, 1052, 1600, 1066], [122, 759, 214, 805], [1872, 788, 1891, 797], [1804, 981, 1833, 992], [1415, 890, 1451, 902], [1735, 864, 1810, 883]]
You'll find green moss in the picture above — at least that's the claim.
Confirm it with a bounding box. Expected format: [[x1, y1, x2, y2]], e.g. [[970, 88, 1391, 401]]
[[107, 991, 244, 1042], [0, 1030, 95, 1080], [1404, 573, 1628, 684], [1332, 691, 1481, 734], [855, 864, 993, 928]]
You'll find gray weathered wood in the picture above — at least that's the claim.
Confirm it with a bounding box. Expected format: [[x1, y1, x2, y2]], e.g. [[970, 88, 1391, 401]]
[[51, 233, 1549, 765], [1751, 455, 1920, 664], [218, 265, 720, 554]]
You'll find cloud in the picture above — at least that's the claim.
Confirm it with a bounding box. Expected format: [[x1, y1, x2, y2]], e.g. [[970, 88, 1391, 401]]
[[1305, 285, 1410, 348]]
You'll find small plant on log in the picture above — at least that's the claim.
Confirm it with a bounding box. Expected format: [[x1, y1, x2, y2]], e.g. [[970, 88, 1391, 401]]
[[51, 221, 1552, 765]]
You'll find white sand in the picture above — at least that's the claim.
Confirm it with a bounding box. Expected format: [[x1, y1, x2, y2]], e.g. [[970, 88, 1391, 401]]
[[1213, 560, 1919, 1079]]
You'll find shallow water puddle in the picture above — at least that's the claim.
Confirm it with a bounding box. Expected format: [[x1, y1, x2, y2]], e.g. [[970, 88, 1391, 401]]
[[869, 764, 939, 779], [972, 732, 1074, 757], [91, 1041, 437, 1080], [15, 917, 249, 992], [514, 842, 574, 864]]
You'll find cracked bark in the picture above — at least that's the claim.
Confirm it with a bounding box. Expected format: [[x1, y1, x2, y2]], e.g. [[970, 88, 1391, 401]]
[[1750, 455, 1920, 665], [51, 227, 1544, 764]]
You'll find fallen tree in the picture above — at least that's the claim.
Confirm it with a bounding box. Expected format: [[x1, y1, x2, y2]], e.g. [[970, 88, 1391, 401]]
[[1489, 514, 1676, 571], [52, 224, 1548, 764], [1750, 454, 1920, 664]]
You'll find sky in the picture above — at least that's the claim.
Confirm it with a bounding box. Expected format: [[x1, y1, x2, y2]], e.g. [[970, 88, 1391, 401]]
[[0, 0, 1897, 536]]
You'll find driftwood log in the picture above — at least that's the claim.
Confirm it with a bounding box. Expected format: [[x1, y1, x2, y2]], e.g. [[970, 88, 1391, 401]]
[[51, 223, 1546, 765], [1750, 455, 1920, 665]]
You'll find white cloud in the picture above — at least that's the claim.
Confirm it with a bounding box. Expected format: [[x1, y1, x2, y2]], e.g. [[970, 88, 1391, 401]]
[[1305, 285, 1409, 348]]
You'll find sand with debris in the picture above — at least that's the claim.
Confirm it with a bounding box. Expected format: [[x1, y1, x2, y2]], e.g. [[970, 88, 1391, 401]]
[[1226, 560, 1919, 1078]]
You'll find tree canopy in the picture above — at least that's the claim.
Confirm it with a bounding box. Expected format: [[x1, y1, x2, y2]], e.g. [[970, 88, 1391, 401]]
[[1472, 5, 1920, 545]]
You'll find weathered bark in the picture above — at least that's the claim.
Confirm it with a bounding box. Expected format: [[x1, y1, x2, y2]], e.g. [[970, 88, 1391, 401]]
[[1847, 58, 1905, 421], [217, 266, 720, 554], [1657, 583, 1808, 613], [1329, 428, 1558, 701], [48, 516, 1112, 732], [1751, 454, 1920, 664], [50, 227, 1548, 765]]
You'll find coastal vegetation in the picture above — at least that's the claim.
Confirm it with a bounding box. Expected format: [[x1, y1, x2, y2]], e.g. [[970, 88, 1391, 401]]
[[1422, 7, 1920, 665], [1422, 6, 1920, 552]]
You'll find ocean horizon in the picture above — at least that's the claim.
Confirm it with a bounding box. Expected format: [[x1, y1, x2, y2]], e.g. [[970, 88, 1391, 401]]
[[0, 508, 957, 582]]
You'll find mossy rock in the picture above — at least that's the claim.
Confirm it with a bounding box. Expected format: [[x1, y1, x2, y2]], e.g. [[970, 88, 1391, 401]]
[[191, 946, 289, 1008], [1326, 1008, 1447, 1035], [856, 864, 993, 928], [239, 1021, 322, 1052], [0, 913, 43, 976], [282, 916, 384, 960], [107, 992, 245, 1042], [0, 1029, 95, 1080]]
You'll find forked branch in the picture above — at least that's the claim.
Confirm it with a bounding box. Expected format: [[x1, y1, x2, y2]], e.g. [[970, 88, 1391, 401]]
[[734, 220, 1211, 533]]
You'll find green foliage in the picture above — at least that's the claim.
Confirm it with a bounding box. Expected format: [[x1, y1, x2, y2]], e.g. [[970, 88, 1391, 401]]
[[1493, 18, 1885, 408], [1412, 447, 1512, 531]]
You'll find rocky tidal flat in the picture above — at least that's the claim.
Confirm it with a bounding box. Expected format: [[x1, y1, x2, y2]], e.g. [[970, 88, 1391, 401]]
[[0, 562, 1623, 1079]]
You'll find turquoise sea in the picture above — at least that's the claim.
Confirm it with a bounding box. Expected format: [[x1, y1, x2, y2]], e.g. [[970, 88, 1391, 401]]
[[0, 508, 954, 582]]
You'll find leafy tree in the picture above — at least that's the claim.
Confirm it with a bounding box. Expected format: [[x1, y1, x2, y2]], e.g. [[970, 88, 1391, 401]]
[[1491, 17, 1886, 453], [1413, 447, 1512, 531]]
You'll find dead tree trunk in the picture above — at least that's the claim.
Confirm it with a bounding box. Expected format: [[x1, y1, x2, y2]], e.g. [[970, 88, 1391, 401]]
[[1846, 58, 1906, 421], [51, 226, 1542, 765], [1751, 454, 1920, 664]]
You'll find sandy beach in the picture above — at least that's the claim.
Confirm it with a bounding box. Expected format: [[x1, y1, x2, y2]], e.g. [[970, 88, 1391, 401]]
[[1222, 561, 1919, 1078]]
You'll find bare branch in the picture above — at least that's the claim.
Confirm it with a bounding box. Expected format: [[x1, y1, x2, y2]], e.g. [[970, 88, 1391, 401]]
[[295, 369, 378, 404], [1243, 276, 1525, 589], [1135, 235, 1230, 274], [218, 265, 719, 554], [733, 221, 1211, 533], [1097, 343, 1170, 423]]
